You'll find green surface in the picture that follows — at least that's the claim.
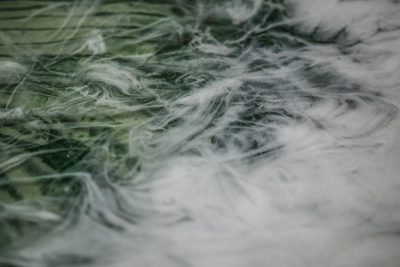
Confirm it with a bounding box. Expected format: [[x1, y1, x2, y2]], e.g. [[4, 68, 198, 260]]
[[0, 0, 287, 251]]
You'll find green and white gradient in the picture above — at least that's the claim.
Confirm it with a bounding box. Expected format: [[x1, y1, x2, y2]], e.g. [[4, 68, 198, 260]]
[[1, 1, 400, 266]]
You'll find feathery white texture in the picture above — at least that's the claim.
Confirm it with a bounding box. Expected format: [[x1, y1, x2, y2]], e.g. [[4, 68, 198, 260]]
[[84, 30, 106, 55], [1, 0, 400, 267], [196, 43, 234, 55], [81, 63, 141, 95], [227, 0, 263, 25], [0, 107, 24, 120], [0, 203, 60, 222], [286, 0, 400, 88], [0, 61, 27, 83]]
